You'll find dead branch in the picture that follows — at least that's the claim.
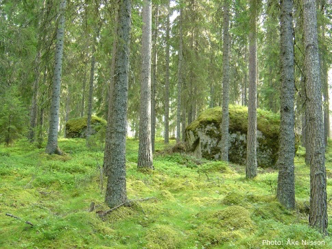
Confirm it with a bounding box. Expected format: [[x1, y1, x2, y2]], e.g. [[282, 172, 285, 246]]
[[6, 213, 33, 227]]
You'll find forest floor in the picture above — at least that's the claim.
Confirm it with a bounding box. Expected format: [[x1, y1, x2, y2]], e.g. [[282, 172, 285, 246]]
[[1, 138, 332, 248]]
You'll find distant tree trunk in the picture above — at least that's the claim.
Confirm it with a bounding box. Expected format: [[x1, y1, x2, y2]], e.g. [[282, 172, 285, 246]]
[[221, 0, 230, 162], [151, 5, 159, 152], [81, 67, 87, 117], [45, 0, 66, 155], [64, 90, 70, 138], [104, 0, 131, 208], [246, 0, 257, 178], [243, 44, 248, 106], [28, 51, 41, 143], [164, 0, 170, 144], [303, 0, 328, 235], [138, 0, 153, 170], [176, 5, 183, 143], [87, 26, 100, 139], [277, 0, 295, 210]]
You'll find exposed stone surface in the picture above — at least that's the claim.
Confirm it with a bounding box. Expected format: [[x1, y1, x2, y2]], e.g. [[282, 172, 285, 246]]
[[65, 116, 107, 138], [185, 105, 282, 168]]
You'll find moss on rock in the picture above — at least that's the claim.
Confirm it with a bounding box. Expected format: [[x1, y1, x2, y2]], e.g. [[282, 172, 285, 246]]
[[65, 116, 107, 138], [185, 105, 284, 168]]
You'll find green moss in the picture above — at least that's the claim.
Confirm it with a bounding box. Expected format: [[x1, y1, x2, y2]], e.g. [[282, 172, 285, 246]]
[[186, 105, 280, 137], [65, 116, 107, 138], [145, 224, 185, 249]]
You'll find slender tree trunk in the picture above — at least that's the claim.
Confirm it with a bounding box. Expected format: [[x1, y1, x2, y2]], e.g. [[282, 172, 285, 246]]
[[221, 0, 230, 161], [64, 90, 70, 138], [45, 0, 66, 155], [303, 0, 328, 235], [29, 51, 41, 143], [176, 6, 183, 143], [246, 0, 257, 178], [87, 27, 100, 139], [151, 5, 158, 152], [164, 0, 170, 144], [277, 0, 295, 210], [81, 67, 87, 117], [138, 0, 153, 169], [104, 0, 131, 208]]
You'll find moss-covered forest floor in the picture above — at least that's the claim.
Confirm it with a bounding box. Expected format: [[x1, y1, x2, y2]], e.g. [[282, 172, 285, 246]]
[[1, 138, 332, 248]]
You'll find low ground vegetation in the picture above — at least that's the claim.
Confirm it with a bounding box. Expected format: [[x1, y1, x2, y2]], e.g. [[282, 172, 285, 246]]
[[1, 138, 332, 248]]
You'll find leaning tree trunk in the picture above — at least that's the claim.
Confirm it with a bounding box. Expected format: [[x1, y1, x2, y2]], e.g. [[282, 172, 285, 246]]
[[246, 0, 257, 179], [104, 0, 131, 208], [303, 0, 328, 235], [138, 0, 153, 170], [45, 0, 66, 155], [277, 0, 295, 210], [221, 0, 230, 162]]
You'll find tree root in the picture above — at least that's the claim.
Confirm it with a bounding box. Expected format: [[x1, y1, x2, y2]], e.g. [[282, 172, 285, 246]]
[[97, 197, 156, 218]]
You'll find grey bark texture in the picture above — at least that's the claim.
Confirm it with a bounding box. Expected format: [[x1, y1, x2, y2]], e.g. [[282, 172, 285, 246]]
[[164, 0, 170, 144], [246, 0, 257, 178], [87, 26, 100, 139], [276, 0, 295, 210], [176, 6, 183, 143], [103, 5, 119, 174], [138, 0, 153, 169], [151, 5, 159, 152], [303, 0, 328, 235], [221, 0, 230, 162], [45, 0, 66, 155], [104, 0, 131, 208]]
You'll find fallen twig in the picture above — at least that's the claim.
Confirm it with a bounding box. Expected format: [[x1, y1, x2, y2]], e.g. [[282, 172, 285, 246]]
[[6, 213, 33, 227]]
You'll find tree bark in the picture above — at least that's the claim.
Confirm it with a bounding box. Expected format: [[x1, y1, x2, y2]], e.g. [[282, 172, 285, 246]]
[[151, 5, 159, 152], [176, 5, 183, 143], [104, 0, 131, 208], [164, 0, 170, 144], [45, 0, 66, 155], [138, 0, 153, 169], [277, 0, 295, 210], [221, 0, 230, 162], [246, 0, 257, 179], [303, 0, 328, 235]]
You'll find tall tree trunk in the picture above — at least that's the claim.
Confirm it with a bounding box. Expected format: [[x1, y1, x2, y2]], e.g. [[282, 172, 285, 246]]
[[221, 0, 230, 161], [64, 90, 70, 138], [87, 26, 100, 139], [45, 0, 66, 155], [176, 5, 183, 143], [28, 51, 41, 143], [81, 68, 87, 117], [164, 0, 170, 144], [138, 0, 153, 170], [277, 0, 295, 210], [104, 0, 131, 208], [246, 0, 257, 178], [303, 0, 328, 235], [151, 5, 159, 152]]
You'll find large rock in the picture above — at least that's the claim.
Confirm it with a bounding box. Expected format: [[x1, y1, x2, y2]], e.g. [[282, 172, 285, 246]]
[[65, 116, 107, 138], [185, 105, 281, 168]]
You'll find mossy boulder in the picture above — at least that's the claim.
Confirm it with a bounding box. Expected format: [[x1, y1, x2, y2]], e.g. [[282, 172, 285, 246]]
[[65, 116, 107, 138], [185, 105, 282, 168]]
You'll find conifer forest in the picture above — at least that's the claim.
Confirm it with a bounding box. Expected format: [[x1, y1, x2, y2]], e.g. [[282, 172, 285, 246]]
[[2, 0, 332, 248]]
